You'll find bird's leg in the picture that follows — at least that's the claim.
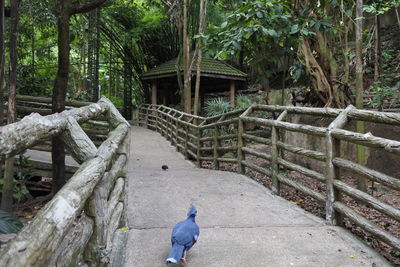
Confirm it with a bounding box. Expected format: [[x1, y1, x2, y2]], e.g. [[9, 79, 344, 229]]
[[181, 251, 187, 264]]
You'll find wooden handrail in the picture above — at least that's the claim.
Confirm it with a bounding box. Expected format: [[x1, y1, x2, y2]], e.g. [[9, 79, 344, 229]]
[[138, 103, 400, 252], [0, 97, 130, 266]]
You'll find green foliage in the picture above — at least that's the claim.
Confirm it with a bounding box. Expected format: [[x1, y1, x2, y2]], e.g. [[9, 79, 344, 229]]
[[0, 154, 34, 201], [368, 80, 400, 110], [363, 0, 400, 15], [0, 210, 23, 234], [204, 97, 232, 116], [235, 94, 254, 109], [101, 93, 124, 108], [205, 0, 315, 87]]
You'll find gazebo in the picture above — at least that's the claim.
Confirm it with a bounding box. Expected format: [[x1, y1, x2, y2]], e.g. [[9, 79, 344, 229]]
[[141, 56, 247, 107]]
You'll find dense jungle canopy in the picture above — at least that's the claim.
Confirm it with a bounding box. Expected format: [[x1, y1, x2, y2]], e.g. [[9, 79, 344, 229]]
[[0, 0, 398, 114]]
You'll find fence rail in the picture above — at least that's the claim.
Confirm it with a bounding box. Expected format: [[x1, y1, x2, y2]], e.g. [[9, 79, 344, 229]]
[[139, 103, 400, 252], [0, 97, 130, 266], [3, 95, 111, 151]]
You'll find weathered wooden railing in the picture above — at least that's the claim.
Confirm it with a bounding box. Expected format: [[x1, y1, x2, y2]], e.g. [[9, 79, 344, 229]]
[[139, 103, 400, 254], [0, 97, 130, 266], [3, 95, 111, 151]]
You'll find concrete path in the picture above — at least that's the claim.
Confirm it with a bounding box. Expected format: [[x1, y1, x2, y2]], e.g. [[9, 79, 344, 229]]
[[124, 126, 389, 267]]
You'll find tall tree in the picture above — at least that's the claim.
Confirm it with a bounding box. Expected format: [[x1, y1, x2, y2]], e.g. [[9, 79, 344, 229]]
[[1, 0, 19, 212], [0, 0, 4, 127], [51, 0, 107, 193], [193, 0, 207, 116], [355, 0, 366, 191], [182, 0, 191, 113], [88, 7, 100, 102]]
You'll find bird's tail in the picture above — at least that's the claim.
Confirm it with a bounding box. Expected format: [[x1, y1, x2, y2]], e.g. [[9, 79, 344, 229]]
[[166, 243, 185, 264]]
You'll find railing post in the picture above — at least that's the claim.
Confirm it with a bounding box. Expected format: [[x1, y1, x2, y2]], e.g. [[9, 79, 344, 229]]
[[156, 106, 162, 135], [271, 110, 288, 195], [237, 118, 245, 174], [145, 106, 149, 128], [196, 126, 202, 168], [213, 125, 220, 170], [325, 105, 354, 225], [184, 123, 189, 159], [166, 110, 173, 143], [237, 105, 254, 175], [176, 114, 183, 152]]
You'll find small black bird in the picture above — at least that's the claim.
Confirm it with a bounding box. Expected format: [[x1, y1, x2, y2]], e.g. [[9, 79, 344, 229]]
[[162, 165, 169, 171]]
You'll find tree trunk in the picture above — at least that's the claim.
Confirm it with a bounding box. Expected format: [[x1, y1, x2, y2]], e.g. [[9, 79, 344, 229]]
[[0, 0, 4, 126], [183, 0, 191, 113], [193, 0, 207, 116], [52, 4, 71, 193], [88, 8, 100, 102], [374, 14, 380, 82], [51, 0, 106, 194], [1, 0, 19, 212], [355, 0, 366, 192]]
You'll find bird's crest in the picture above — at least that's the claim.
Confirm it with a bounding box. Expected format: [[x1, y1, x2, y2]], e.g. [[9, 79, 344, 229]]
[[187, 205, 197, 217]]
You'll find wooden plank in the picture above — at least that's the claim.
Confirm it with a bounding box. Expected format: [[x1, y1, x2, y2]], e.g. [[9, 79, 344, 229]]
[[253, 104, 341, 117], [242, 147, 272, 161], [277, 158, 325, 182], [242, 116, 327, 137], [217, 157, 237, 163], [333, 157, 400, 190], [241, 160, 272, 177], [277, 141, 326, 161], [201, 118, 239, 129], [242, 133, 272, 145], [348, 109, 400, 125], [277, 174, 326, 202], [331, 128, 400, 155], [334, 202, 400, 250], [334, 180, 400, 221]]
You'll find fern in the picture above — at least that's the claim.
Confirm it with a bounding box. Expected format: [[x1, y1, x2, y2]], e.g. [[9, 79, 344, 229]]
[[204, 97, 232, 116], [0, 210, 23, 234]]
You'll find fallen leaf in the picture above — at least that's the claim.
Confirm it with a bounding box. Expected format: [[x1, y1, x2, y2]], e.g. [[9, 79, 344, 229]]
[[293, 200, 303, 205]]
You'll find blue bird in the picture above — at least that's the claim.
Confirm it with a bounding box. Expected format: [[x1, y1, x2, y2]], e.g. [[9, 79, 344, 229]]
[[166, 205, 199, 264]]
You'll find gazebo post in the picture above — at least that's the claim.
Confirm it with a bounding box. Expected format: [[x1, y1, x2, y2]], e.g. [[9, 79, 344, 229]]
[[151, 80, 157, 105], [230, 80, 236, 106]]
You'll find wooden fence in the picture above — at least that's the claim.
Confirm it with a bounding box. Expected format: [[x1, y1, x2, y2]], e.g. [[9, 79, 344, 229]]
[[0, 97, 130, 266], [139, 103, 400, 253], [3, 95, 111, 151]]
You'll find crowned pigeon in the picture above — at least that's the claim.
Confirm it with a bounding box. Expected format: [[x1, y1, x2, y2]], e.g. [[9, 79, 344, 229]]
[[166, 205, 199, 264]]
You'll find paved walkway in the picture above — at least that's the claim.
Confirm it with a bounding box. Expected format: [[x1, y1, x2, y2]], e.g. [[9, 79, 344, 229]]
[[124, 126, 389, 267]]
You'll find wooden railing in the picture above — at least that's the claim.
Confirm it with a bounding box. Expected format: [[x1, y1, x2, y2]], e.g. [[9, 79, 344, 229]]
[[3, 95, 111, 151], [139, 103, 400, 253], [0, 97, 130, 266]]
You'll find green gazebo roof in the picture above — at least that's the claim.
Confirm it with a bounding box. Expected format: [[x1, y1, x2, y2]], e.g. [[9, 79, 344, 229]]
[[141, 56, 247, 81]]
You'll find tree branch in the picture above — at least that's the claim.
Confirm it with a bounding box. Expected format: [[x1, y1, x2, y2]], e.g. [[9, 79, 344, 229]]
[[71, 0, 107, 15]]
